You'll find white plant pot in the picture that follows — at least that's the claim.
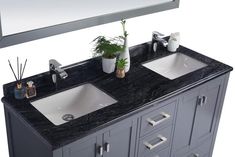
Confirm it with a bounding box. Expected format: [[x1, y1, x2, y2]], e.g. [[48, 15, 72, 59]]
[[102, 57, 116, 74], [119, 38, 130, 72]]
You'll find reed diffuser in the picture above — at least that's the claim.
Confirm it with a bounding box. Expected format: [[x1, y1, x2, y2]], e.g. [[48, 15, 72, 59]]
[[8, 57, 27, 99]]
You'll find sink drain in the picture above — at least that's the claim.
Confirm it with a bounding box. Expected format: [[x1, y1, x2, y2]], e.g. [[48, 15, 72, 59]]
[[62, 114, 74, 121]]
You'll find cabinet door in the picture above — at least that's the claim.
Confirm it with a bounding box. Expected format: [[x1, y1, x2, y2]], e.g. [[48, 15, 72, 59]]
[[172, 78, 223, 155], [191, 79, 221, 145], [172, 86, 200, 153], [103, 119, 137, 157], [63, 134, 102, 157]]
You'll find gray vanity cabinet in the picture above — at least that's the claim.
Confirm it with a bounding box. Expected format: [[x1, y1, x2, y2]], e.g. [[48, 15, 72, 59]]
[[63, 118, 137, 157], [2, 71, 230, 157], [172, 76, 226, 157]]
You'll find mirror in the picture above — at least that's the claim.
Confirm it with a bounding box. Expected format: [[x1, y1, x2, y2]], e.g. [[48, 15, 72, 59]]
[[0, 0, 179, 48]]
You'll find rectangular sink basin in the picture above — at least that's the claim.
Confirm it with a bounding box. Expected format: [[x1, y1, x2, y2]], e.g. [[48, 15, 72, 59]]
[[142, 53, 207, 80], [31, 83, 117, 126]]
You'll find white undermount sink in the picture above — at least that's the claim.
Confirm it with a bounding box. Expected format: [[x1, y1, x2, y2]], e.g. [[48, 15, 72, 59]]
[[31, 83, 117, 125], [142, 53, 207, 80]]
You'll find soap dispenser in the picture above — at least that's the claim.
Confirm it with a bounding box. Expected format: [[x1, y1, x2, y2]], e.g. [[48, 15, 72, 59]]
[[26, 81, 36, 98], [167, 38, 178, 52]]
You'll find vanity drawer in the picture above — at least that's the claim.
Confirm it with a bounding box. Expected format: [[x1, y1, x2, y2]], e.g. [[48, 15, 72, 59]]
[[144, 147, 170, 157], [140, 101, 176, 136], [138, 125, 172, 157]]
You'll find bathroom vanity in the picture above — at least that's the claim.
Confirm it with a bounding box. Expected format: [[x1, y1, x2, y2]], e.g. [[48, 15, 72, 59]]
[[1, 42, 232, 157]]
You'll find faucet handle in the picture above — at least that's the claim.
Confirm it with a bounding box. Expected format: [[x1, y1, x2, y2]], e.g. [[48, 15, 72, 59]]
[[152, 31, 164, 38], [49, 59, 62, 70]]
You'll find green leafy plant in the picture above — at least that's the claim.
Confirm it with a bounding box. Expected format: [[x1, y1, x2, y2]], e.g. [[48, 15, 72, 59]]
[[92, 36, 124, 59], [116, 58, 128, 69], [121, 19, 128, 38]]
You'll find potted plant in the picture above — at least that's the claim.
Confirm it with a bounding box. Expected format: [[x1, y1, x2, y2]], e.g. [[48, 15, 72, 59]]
[[116, 58, 128, 78], [92, 36, 124, 73]]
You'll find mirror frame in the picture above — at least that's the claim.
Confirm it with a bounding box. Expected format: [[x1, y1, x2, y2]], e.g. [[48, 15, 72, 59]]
[[0, 0, 179, 48]]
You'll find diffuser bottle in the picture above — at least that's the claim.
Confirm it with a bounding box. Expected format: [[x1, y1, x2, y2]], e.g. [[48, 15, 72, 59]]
[[14, 82, 26, 100]]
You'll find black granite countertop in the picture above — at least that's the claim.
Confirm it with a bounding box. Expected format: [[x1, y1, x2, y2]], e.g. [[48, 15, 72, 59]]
[[1, 42, 233, 150]]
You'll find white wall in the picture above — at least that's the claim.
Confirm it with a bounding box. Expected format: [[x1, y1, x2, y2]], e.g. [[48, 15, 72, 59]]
[[0, 0, 234, 156]]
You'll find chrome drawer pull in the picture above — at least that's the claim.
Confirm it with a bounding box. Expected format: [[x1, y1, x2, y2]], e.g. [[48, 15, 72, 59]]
[[193, 153, 199, 157], [144, 135, 167, 150], [147, 112, 171, 127]]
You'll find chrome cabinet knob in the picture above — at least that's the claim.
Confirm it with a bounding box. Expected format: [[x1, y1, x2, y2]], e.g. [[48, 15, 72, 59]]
[[98, 146, 103, 156], [104, 143, 110, 152]]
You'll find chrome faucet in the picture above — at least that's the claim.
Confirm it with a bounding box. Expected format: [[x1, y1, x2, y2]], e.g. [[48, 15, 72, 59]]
[[152, 31, 168, 53], [49, 59, 68, 85]]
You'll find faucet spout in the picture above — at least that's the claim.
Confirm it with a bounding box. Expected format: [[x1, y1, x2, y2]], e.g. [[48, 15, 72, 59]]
[[152, 31, 168, 52], [56, 68, 68, 79], [49, 59, 68, 87], [155, 38, 168, 47]]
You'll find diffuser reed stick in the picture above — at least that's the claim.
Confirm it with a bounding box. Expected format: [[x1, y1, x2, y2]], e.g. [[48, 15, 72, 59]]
[[8, 60, 18, 81], [8, 58, 27, 82], [17, 57, 19, 80], [20, 63, 22, 81], [21, 59, 27, 80]]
